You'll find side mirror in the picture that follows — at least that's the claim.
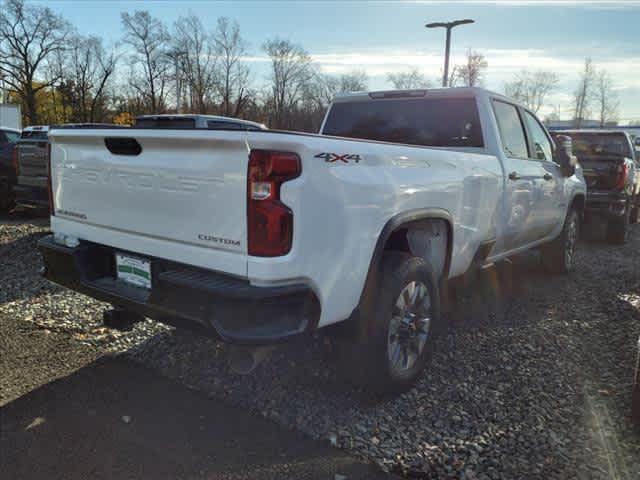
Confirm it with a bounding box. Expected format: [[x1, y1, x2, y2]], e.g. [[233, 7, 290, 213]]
[[553, 135, 577, 177], [634, 137, 640, 147]]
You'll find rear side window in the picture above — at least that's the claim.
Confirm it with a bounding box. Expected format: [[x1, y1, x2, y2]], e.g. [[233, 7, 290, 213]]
[[523, 111, 552, 161], [323, 97, 483, 148], [135, 117, 196, 129], [20, 130, 48, 140], [493, 101, 529, 159]]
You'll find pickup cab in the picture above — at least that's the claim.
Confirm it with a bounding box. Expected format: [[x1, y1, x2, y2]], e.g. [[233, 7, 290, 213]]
[[38, 88, 586, 392], [556, 130, 639, 243]]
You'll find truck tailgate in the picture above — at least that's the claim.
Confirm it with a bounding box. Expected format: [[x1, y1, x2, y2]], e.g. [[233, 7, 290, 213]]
[[49, 129, 250, 275], [17, 140, 48, 188], [579, 156, 625, 190]]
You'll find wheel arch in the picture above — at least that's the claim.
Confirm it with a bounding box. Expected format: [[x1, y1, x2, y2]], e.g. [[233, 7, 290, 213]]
[[329, 208, 454, 341], [360, 208, 454, 304]]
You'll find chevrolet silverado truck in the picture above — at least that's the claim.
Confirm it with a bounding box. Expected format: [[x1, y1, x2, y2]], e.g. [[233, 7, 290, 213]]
[[38, 88, 586, 392], [556, 130, 639, 243]]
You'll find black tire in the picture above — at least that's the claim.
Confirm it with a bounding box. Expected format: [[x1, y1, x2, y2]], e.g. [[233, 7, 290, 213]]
[[630, 204, 639, 225], [541, 208, 580, 274], [0, 178, 15, 213], [348, 252, 441, 394], [606, 207, 630, 244]]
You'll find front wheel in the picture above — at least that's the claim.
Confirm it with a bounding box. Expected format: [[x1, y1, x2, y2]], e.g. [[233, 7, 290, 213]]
[[542, 208, 580, 274], [350, 253, 441, 394]]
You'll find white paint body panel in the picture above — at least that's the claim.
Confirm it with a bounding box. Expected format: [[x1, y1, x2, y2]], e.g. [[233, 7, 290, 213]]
[[48, 88, 586, 329]]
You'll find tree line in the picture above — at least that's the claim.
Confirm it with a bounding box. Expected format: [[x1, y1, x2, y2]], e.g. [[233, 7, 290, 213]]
[[0, 0, 622, 131]]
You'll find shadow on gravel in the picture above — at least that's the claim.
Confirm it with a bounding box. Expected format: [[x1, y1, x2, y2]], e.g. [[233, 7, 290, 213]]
[[0, 356, 392, 480], [124, 227, 640, 477], [0, 230, 54, 305]]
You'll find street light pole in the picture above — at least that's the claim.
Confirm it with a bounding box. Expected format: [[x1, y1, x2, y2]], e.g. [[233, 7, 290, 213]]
[[425, 19, 475, 87]]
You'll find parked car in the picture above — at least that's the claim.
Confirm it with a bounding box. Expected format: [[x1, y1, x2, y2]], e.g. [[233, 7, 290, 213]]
[[555, 130, 639, 243], [14, 123, 127, 211], [38, 87, 586, 392], [0, 126, 21, 212], [14, 125, 51, 210]]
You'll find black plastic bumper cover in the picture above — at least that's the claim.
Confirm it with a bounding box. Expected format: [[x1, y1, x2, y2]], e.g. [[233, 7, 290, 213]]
[[37, 235, 319, 345], [585, 192, 629, 219]]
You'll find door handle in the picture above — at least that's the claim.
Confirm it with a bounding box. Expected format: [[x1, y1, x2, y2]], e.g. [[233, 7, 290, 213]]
[[508, 171, 521, 180], [543, 173, 553, 181]]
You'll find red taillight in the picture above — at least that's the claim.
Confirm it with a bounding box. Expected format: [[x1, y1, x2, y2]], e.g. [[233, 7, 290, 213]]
[[614, 163, 629, 191], [47, 142, 54, 216], [247, 150, 301, 256]]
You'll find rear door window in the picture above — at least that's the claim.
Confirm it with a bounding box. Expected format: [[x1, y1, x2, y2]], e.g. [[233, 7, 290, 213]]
[[493, 101, 529, 159], [322, 97, 483, 148]]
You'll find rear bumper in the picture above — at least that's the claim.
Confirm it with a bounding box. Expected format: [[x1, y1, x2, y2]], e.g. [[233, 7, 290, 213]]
[[584, 191, 629, 219], [38, 235, 319, 345], [14, 184, 49, 208]]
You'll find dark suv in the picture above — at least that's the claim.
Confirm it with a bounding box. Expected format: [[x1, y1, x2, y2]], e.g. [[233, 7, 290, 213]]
[[14, 125, 50, 210], [0, 127, 21, 212]]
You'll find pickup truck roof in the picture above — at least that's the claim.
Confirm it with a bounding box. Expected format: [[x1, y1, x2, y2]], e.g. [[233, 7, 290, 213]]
[[332, 86, 515, 104], [135, 114, 267, 130]]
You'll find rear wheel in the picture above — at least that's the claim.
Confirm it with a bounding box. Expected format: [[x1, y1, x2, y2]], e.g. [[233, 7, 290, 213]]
[[349, 253, 441, 394], [606, 207, 630, 244], [630, 198, 639, 224], [542, 207, 579, 274], [0, 178, 15, 213]]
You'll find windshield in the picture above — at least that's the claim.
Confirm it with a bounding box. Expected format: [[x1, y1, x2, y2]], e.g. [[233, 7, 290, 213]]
[[569, 133, 632, 157], [323, 97, 484, 148]]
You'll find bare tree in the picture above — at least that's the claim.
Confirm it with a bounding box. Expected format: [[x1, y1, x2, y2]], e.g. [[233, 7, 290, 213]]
[[594, 70, 619, 127], [213, 17, 251, 117], [452, 49, 487, 87], [572, 57, 595, 128], [504, 70, 559, 114], [0, 0, 70, 124], [173, 14, 217, 113], [121, 10, 170, 114], [263, 37, 313, 129], [387, 68, 431, 89], [60, 35, 116, 122], [337, 70, 368, 93]]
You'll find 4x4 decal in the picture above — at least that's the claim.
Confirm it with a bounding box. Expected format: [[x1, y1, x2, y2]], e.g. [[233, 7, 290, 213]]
[[315, 152, 361, 164]]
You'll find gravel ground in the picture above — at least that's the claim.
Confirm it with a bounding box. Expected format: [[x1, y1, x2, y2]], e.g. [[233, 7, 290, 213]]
[[1, 215, 639, 479]]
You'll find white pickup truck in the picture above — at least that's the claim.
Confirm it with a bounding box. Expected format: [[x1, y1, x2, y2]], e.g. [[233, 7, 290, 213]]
[[39, 88, 586, 392]]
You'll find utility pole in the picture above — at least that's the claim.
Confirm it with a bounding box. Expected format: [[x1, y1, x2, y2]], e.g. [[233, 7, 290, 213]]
[[426, 19, 475, 87]]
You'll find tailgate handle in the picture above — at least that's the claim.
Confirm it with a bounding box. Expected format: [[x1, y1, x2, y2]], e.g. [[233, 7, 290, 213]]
[[105, 137, 142, 156]]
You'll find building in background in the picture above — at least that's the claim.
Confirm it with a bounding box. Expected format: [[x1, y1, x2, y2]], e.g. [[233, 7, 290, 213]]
[[0, 104, 22, 130]]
